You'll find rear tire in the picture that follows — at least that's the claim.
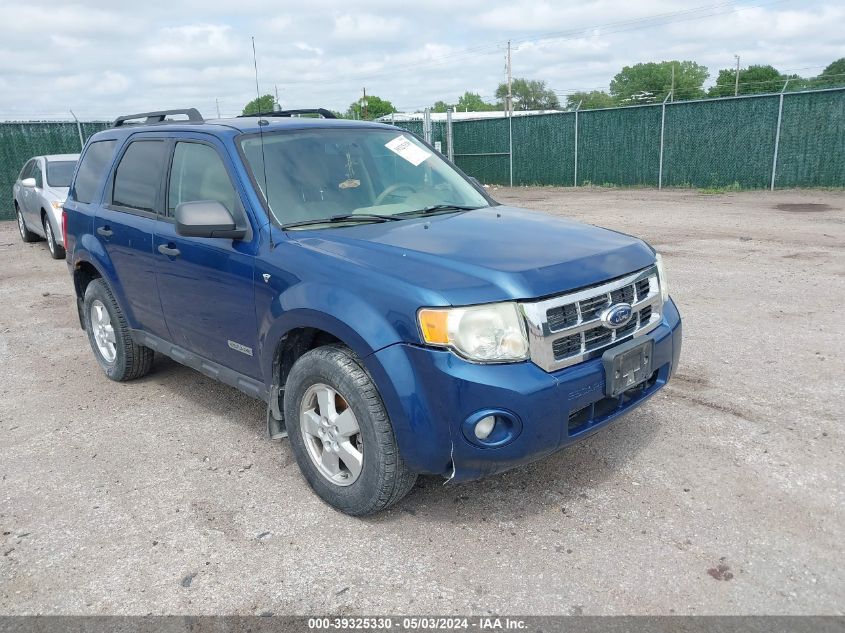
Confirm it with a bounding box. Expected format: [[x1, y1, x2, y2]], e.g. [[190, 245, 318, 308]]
[[15, 203, 38, 243], [43, 213, 65, 259], [284, 344, 417, 515], [83, 278, 154, 381]]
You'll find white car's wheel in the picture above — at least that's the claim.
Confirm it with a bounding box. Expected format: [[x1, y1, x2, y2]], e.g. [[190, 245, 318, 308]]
[[15, 203, 38, 243], [43, 214, 65, 259]]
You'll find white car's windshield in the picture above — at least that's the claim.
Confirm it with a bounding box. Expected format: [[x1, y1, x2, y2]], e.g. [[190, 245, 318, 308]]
[[239, 128, 489, 228]]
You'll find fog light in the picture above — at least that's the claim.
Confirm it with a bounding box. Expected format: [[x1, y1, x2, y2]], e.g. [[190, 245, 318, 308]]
[[474, 415, 496, 440]]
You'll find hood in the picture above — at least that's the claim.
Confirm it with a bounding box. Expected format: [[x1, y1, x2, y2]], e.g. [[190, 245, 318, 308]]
[[291, 206, 656, 305]]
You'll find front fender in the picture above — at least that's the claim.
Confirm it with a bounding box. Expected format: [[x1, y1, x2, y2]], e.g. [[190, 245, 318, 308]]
[[258, 282, 409, 382]]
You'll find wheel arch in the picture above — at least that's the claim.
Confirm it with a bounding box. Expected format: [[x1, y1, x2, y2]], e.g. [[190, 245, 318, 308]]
[[71, 256, 107, 329]]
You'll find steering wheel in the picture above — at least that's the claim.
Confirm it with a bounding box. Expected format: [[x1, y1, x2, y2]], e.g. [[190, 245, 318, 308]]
[[374, 183, 418, 206]]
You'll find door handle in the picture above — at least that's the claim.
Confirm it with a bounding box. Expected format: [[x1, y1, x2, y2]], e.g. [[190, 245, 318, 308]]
[[96, 226, 113, 237], [158, 243, 181, 257]]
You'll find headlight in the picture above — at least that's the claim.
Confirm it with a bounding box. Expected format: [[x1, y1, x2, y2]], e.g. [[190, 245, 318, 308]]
[[418, 302, 529, 363], [51, 200, 65, 210], [655, 253, 669, 303]]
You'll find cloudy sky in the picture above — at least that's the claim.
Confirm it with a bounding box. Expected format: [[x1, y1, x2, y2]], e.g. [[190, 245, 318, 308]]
[[2, 0, 842, 120]]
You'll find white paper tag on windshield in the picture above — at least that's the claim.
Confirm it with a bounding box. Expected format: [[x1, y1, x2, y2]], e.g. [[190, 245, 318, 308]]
[[385, 135, 431, 166]]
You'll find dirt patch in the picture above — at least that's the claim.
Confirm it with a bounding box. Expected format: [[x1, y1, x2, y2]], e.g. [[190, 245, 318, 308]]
[[774, 203, 837, 213], [707, 559, 735, 581]]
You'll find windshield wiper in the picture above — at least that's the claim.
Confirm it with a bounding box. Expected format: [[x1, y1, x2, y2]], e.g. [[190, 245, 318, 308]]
[[281, 213, 402, 230], [397, 204, 483, 217]]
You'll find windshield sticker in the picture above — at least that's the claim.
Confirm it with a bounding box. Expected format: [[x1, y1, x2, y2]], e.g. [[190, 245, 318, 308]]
[[385, 135, 431, 167]]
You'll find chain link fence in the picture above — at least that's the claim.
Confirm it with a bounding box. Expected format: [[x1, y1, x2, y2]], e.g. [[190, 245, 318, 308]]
[[394, 87, 844, 191], [1, 121, 110, 219], [2, 88, 841, 220]]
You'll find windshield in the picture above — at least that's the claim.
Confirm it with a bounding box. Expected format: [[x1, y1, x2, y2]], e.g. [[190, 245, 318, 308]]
[[45, 160, 77, 188], [239, 128, 489, 228]]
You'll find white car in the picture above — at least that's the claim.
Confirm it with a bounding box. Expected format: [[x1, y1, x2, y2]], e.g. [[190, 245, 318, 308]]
[[13, 153, 79, 259]]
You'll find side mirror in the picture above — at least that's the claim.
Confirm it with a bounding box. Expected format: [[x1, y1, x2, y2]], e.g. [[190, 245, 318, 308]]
[[175, 201, 246, 239], [21, 177, 36, 188]]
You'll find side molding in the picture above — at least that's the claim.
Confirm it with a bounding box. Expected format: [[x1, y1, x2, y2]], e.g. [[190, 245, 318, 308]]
[[130, 329, 269, 402]]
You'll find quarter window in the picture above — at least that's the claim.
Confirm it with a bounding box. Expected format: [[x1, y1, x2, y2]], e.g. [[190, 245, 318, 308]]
[[19, 160, 35, 180], [168, 142, 239, 217], [112, 140, 168, 213], [74, 140, 117, 204]]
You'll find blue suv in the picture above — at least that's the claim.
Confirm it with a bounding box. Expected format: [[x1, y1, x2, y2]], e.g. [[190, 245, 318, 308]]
[[63, 108, 682, 515]]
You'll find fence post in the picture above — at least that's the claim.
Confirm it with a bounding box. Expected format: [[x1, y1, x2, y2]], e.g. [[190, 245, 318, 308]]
[[770, 84, 787, 191], [423, 108, 432, 144], [446, 108, 454, 162], [573, 101, 581, 187], [70, 110, 84, 150], [508, 110, 514, 187], [658, 92, 671, 189]]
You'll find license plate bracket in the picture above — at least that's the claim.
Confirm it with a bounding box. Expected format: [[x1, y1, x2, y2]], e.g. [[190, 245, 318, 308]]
[[602, 337, 654, 397]]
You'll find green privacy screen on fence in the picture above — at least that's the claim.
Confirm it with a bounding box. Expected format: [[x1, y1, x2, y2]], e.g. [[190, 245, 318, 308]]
[[577, 105, 661, 187], [1, 122, 110, 219], [776, 90, 845, 187], [662, 95, 779, 188], [2, 89, 842, 220], [394, 87, 844, 190]]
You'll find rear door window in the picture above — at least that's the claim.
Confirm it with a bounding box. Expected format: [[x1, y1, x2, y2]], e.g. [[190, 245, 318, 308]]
[[74, 140, 117, 204], [112, 140, 169, 213]]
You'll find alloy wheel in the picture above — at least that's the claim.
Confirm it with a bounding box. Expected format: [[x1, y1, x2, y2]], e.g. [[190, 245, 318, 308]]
[[299, 383, 363, 486], [90, 300, 117, 363], [45, 218, 56, 253], [17, 210, 26, 240]]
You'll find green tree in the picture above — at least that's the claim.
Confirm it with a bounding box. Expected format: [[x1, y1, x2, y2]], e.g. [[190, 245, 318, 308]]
[[708, 64, 784, 97], [610, 61, 708, 103], [346, 95, 396, 120], [812, 58, 845, 88], [431, 100, 451, 113], [566, 90, 615, 110], [242, 94, 275, 116], [495, 78, 560, 110], [455, 92, 497, 112]]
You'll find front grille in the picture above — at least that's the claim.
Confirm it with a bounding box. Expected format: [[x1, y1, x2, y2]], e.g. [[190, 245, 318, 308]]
[[547, 303, 578, 330], [522, 266, 663, 372], [578, 295, 608, 321], [552, 334, 581, 358]]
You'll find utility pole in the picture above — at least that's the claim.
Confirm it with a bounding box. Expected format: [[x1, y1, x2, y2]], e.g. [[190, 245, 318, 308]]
[[506, 40, 513, 116], [362, 87, 368, 120], [734, 54, 740, 96], [215, 98, 221, 118], [670, 63, 675, 102]]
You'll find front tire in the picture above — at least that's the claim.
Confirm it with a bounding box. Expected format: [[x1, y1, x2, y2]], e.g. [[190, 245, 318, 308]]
[[284, 345, 417, 515], [15, 203, 38, 243], [83, 278, 154, 381], [43, 213, 65, 259]]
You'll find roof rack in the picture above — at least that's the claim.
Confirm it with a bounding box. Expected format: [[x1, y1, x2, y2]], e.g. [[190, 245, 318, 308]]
[[114, 108, 204, 127], [239, 108, 337, 119]]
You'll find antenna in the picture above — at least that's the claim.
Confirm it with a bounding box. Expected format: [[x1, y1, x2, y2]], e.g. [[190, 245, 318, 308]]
[[252, 36, 274, 247]]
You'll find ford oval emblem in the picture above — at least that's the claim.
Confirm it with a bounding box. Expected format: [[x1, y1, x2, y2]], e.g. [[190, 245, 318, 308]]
[[601, 303, 633, 329]]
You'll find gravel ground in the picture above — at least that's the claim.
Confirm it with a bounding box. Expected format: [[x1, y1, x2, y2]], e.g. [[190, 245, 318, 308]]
[[0, 187, 843, 615]]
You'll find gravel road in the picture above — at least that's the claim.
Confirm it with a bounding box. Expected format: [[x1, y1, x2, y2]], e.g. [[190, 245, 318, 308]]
[[1, 187, 843, 615]]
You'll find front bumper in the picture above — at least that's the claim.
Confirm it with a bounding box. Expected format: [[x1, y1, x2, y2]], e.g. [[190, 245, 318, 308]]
[[371, 298, 682, 481]]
